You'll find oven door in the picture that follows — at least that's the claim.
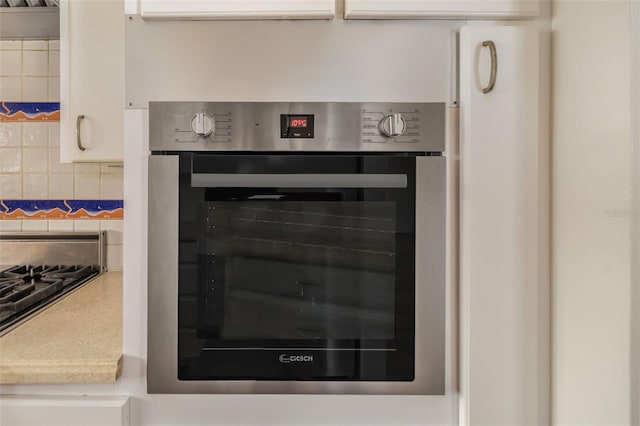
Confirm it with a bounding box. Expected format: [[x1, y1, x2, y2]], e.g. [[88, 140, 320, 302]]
[[148, 154, 445, 394]]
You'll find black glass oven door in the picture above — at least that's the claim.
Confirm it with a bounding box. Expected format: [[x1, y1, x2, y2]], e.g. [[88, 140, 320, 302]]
[[178, 155, 416, 381]]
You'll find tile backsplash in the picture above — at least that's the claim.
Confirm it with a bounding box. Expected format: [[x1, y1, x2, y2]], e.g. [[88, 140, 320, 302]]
[[0, 40, 123, 271]]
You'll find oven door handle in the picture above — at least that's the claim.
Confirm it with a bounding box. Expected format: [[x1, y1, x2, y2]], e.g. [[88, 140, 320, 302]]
[[191, 173, 408, 189]]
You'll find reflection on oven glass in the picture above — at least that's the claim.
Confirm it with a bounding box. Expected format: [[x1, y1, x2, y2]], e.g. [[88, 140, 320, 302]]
[[195, 201, 396, 341]]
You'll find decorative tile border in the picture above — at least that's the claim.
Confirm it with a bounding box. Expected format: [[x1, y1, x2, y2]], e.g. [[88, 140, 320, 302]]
[[0, 200, 123, 220], [0, 102, 60, 122]]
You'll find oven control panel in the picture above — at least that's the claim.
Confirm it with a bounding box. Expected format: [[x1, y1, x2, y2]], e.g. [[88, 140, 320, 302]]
[[149, 102, 445, 152]]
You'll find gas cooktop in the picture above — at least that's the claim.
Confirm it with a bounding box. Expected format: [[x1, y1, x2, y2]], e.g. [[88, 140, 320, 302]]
[[0, 232, 106, 336], [0, 264, 99, 333]]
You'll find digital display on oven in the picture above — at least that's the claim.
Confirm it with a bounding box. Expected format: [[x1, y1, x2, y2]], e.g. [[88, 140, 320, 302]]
[[289, 118, 308, 128], [281, 114, 314, 138]]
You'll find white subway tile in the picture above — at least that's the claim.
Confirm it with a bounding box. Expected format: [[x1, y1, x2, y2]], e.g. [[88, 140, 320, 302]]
[[49, 148, 73, 173], [0, 41, 22, 50], [0, 220, 22, 231], [48, 122, 60, 148], [22, 77, 48, 101], [48, 77, 60, 102], [48, 220, 74, 232], [0, 50, 21, 76], [0, 148, 21, 172], [23, 50, 48, 76], [22, 41, 48, 50], [23, 122, 48, 147], [48, 40, 60, 51], [48, 50, 59, 77], [74, 163, 100, 173], [74, 173, 100, 198], [0, 123, 22, 147], [106, 244, 123, 271], [49, 173, 74, 198], [22, 220, 48, 231], [101, 220, 123, 245], [22, 147, 48, 173], [22, 174, 48, 198], [100, 172, 123, 199], [74, 220, 100, 232], [0, 174, 21, 198], [0, 76, 21, 100]]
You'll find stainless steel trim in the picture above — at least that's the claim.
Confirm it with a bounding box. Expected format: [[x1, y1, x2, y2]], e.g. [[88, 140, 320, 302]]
[[481, 40, 498, 94], [0, 7, 59, 40], [191, 173, 408, 189], [149, 102, 445, 153], [76, 115, 86, 151], [0, 232, 106, 271], [147, 156, 446, 394], [147, 155, 180, 395], [414, 155, 446, 395], [98, 230, 107, 273]]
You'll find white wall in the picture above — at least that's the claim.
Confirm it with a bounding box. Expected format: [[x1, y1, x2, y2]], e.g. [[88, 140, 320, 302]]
[[124, 18, 460, 107], [552, 1, 632, 425]]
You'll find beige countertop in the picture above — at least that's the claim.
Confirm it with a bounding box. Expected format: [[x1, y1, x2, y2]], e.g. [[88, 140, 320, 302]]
[[0, 272, 123, 384]]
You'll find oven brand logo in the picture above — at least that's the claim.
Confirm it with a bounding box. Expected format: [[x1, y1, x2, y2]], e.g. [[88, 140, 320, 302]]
[[279, 354, 313, 363]]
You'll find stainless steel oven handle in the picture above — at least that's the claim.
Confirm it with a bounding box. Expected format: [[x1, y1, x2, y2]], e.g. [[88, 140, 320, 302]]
[[191, 173, 408, 189]]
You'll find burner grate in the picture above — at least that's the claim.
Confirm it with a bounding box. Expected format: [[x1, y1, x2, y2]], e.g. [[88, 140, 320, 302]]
[[0, 264, 99, 331]]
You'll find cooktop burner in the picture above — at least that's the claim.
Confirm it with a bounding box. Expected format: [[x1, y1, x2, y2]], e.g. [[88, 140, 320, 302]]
[[0, 264, 99, 334]]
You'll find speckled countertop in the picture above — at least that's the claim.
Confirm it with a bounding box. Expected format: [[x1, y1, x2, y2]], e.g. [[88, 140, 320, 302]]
[[0, 272, 122, 384]]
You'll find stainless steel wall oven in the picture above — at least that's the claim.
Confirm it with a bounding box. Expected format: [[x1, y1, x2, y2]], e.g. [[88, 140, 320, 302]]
[[148, 102, 446, 394]]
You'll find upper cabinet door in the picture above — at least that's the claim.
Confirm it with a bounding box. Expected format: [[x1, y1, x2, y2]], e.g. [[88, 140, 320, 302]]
[[60, 0, 124, 162], [344, 0, 538, 19], [140, 0, 336, 19]]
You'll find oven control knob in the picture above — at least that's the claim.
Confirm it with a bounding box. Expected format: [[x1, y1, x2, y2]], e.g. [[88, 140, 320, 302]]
[[379, 113, 407, 137], [191, 112, 214, 137]]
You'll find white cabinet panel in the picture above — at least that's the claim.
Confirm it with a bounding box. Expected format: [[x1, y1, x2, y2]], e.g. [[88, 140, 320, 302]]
[[0, 396, 130, 426], [60, 0, 124, 163], [344, 0, 538, 19], [459, 26, 543, 426], [140, 0, 335, 19]]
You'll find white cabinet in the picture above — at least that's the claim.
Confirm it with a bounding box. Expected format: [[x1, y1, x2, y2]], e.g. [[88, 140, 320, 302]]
[[0, 396, 130, 426], [60, 0, 124, 163], [140, 0, 335, 20], [344, 0, 538, 19], [459, 26, 546, 426]]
